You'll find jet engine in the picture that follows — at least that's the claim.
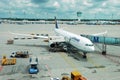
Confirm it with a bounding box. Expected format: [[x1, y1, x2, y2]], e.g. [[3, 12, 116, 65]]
[[49, 42, 59, 48], [48, 36, 66, 51], [49, 42, 68, 52]]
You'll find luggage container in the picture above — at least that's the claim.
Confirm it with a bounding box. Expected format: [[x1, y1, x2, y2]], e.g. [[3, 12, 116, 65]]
[[1, 56, 16, 65], [71, 71, 87, 80]]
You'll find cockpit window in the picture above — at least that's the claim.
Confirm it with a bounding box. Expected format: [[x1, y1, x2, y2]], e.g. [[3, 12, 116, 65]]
[[85, 44, 93, 46], [71, 37, 80, 42]]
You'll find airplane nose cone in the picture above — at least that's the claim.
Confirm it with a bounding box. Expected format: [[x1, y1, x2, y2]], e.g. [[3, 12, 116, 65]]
[[91, 46, 95, 51]]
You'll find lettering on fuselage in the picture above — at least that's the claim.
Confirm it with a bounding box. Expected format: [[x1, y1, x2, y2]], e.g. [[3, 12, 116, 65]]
[[71, 37, 80, 42], [93, 36, 99, 42]]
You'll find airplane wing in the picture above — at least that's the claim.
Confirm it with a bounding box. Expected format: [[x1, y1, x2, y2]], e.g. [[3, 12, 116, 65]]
[[49, 36, 65, 42], [9, 32, 49, 39], [91, 31, 107, 36], [9, 32, 66, 42]]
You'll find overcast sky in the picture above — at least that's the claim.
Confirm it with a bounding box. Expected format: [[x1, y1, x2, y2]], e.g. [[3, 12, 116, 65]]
[[0, 0, 120, 19]]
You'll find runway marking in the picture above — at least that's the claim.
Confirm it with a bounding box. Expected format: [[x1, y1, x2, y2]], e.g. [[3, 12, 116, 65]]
[[60, 52, 78, 71], [110, 77, 120, 80], [87, 54, 100, 67], [39, 56, 51, 60], [104, 55, 120, 65], [87, 54, 106, 71], [0, 65, 3, 71], [45, 64, 52, 77]]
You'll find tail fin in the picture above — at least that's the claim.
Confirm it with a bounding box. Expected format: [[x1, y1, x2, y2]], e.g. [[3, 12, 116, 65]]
[[55, 16, 59, 29]]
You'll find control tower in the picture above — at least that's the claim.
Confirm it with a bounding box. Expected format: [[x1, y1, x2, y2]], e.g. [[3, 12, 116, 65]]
[[77, 12, 82, 21]]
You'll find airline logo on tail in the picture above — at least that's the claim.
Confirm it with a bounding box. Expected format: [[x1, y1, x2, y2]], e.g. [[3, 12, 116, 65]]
[[55, 16, 59, 29]]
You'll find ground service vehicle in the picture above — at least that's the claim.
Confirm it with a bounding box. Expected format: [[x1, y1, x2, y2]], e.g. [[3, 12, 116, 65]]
[[1, 56, 16, 65], [7, 39, 14, 44], [61, 76, 70, 80], [10, 51, 29, 58], [28, 57, 39, 74], [71, 71, 87, 80], [61, 71, 87, 80]]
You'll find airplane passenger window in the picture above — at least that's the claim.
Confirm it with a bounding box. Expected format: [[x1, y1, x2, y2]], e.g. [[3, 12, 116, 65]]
[[85, 44, 89, 46], [85, 44, 93, 46]]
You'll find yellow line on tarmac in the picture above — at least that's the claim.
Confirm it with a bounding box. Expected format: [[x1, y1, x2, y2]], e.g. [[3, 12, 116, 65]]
[[87, 54, 105, 71], [60, 52, 78, 71], [87, 54, 100, 67]]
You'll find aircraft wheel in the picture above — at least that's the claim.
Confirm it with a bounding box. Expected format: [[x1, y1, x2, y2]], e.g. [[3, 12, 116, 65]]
[[83, 53, 87, 59], [102, 51, 106, 55], [83, 55, 87, 58]]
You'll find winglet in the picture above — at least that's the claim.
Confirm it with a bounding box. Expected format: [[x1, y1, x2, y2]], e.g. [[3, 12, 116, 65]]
[[55, 16, 59, 29]]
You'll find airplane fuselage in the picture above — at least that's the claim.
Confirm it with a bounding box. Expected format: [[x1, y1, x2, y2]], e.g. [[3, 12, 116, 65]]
[[54, 28, 95, 53]]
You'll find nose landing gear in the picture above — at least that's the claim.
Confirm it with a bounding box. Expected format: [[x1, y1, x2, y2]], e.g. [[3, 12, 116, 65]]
[[83, 52, 87, 59]]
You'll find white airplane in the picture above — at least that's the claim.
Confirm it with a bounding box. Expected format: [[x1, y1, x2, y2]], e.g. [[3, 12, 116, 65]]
[[10, 17, 95, 58], [54, 17, 95, 58]]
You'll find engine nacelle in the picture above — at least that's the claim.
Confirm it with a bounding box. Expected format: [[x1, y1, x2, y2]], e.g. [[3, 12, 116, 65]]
[[48, 36, 65, 48], [49, 42, 68, 52], [49, 43, 56, 48], [49, 42, 59, 48]]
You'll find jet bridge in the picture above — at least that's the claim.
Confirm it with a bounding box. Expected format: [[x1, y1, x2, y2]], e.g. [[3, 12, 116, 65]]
[[81, 34, 120, 45], [81, 34, 120, 54]]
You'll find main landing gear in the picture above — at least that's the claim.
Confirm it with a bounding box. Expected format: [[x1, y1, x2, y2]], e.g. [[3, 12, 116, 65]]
[[83, 52, 87, 59]]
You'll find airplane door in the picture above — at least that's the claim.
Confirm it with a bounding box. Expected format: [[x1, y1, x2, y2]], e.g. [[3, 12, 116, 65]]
[[64, 37, 70, 43]]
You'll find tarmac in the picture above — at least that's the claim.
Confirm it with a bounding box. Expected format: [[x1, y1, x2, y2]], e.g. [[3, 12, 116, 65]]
[[0, 23, 120, 80]]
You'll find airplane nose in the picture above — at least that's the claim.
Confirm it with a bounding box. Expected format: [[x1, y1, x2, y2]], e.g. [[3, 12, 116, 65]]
[[91, 46, 95, 51]]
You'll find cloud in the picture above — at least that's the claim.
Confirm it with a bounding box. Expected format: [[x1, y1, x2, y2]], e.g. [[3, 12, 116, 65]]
[[53, 1, 60, 8], [0, 0, 120, 19], [83, 0, 93, 6], [30, 0, 49, 4]]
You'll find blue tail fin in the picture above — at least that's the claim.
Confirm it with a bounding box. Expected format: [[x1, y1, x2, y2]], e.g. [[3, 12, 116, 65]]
[[55, 16, 59, 29]]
